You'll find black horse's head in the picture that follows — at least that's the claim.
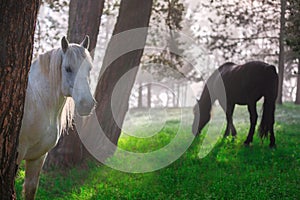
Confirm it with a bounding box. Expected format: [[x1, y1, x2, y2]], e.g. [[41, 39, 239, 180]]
[[192, 98, 211, 136]]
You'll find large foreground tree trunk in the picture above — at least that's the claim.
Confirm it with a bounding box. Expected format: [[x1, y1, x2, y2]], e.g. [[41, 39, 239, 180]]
[[295, 60, 300, 104], [277, 0, 286, 104], [44, 0, 104, 170], [92, 0, 153, 160], [0, 0, 40, 199]]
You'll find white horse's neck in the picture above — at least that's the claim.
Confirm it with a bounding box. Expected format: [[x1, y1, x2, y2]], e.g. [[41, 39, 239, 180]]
[[26, 58, 66, 127]]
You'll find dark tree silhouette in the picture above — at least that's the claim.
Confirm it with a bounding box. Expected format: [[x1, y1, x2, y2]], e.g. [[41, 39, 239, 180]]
[[0, 0, 40, 199], [277, 0, 286, 104], [93, 0, 153, 159], [286, 0, 300, 104]]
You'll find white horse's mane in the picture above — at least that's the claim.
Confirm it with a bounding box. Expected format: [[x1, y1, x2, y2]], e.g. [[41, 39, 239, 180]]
[[36, 45, 90, 133]]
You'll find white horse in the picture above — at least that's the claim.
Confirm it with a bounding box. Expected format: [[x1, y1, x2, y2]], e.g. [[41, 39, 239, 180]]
[[18, 36, 95, 200]]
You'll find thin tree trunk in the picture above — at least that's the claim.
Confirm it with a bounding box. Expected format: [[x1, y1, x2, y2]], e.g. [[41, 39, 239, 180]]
[[277, 0, 286, 104], [172, 84, 177, 107], [183, 84, 187, 107], [92, 0, 153, 160], [147, 83, 152, 108], [176, 84, 180, 107], [138, 83, 143, 108], [44, 0, 105, 170], [167, 91, 171, 107], [295, 60, 300, 104], [0, 1, 40, 198]]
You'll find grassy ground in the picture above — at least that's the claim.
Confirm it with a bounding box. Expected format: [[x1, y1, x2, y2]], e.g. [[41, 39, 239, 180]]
[[16, 103, 300, 199]]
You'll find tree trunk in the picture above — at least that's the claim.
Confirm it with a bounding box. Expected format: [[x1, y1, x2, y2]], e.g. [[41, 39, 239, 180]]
[[176, 84, 180, 107], [172, 84, 177, 107], [91, 0, 153, 160], [43, 0, 105, 170], [166, 91, 171, 107], [147, 83, 152, 108], [67, 0, 105, 58], [295, 60, 300, 104], [138, 83, 143, 108], [0, 1, 40, 199], [276, 0, 286, 104], [182, 84, 187, 107]]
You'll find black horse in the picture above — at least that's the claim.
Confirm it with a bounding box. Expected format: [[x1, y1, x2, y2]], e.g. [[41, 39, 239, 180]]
[[192, 61, 278, 148]]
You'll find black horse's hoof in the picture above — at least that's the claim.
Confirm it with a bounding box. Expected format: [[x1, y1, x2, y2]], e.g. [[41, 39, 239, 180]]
[[269, 144, 277, 149]]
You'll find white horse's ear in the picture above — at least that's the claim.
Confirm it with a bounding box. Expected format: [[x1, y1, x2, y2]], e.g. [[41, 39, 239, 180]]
[[39, 50, 52, 75], [80, 35, 90, 50], [61, 36, 69, 53]]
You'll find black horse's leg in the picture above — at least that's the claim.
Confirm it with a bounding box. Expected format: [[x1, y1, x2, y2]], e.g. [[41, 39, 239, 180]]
[[269, 102, 276, 148], [224, 121, 230, 138], [224, 104, 235, 137], [269, 126, 276, 148], [269, 105, 276, 148], [230, 104, 237, 137], [244, 103, 258, 146]]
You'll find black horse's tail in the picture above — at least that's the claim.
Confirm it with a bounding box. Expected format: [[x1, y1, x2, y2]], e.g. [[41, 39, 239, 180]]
[[259, 65, 278, 139], [259, 99, 275, 139]]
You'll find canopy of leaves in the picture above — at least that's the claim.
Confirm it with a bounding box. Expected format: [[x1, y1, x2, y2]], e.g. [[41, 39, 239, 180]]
[[143, 0, 202, 83], [199, 0, 280, 62]]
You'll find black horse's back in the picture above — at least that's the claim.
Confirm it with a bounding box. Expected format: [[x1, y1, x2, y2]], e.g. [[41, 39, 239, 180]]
[[219, 62, 236, 68]]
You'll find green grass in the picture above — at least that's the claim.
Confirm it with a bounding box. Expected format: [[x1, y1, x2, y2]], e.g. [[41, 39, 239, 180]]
[[16, 104, 300, 199]]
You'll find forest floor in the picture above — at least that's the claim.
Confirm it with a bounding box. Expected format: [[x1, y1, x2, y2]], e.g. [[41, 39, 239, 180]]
[[16, 103, 300, 199]]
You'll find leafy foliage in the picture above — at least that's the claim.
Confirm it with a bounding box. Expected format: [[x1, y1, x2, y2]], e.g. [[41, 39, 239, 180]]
[[144, 0, 202, 83], [199, 0, 280, 62], [33, 0, 69, 57]]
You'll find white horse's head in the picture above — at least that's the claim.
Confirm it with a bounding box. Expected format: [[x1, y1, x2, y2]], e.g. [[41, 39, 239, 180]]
[[60, 36, 95, 116]]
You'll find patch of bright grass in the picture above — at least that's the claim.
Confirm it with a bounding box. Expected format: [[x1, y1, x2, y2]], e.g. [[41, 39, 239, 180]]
[[16, 104, 300, 199]]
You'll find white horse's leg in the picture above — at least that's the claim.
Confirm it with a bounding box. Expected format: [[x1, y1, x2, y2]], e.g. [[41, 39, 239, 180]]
[[23, 154, 46, 200], [17, 144, 27, 165]]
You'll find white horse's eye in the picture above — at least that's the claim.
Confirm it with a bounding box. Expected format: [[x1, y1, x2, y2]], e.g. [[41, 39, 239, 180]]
[[66, 66, 72, 73]]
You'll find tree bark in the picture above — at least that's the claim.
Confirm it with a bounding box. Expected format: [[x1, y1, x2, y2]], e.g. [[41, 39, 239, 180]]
[[295, 60, 300, 104], [276, 0, 286, 104], [43, 0, 105, 170], [0, 0, 40, 199], [93, 0, 153, 159], [67, 0, 105, 58]]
